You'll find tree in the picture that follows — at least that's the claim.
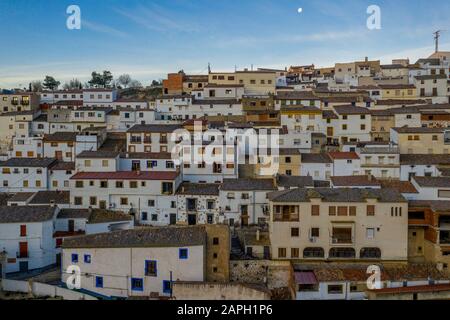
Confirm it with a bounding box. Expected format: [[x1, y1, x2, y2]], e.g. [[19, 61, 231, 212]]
[[117, 74, 132, 88], [129, 80, 143, 88], [63, 79, 82, 90], [43, 76, 60, 91], [151, 79, 162, 87], [88, 70, 114, 88], [30, 81, 43, 92]]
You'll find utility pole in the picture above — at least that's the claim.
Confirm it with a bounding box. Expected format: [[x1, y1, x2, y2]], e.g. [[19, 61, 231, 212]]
[[434, 30, 442, 53]]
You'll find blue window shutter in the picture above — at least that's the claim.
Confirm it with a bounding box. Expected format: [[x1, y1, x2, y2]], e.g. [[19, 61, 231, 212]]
[[71, 254, 78, 263], [95, 276, 103, 288]]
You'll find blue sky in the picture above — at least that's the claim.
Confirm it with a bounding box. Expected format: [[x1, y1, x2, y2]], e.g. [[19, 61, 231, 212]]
[[0, 0, 449, 88]]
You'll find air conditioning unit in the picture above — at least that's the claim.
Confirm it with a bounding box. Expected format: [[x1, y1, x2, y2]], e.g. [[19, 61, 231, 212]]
[[109, 203, 116, 208]]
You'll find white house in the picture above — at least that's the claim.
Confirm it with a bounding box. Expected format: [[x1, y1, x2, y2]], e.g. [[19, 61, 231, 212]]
[[300, 153, 333, 181], [328, 152, 361, 177], [61, 226, 206, 298], [331, 105, 372, 143], [0, 158, 57, 192], [411, 176, 450, 201], [176, 183, 221, 225], [82, 89, 118, 107], [69, 171, 182, 226], [400, 154, 450, 181], [219, 178, 276, 227], [0, 206, 58, 273]]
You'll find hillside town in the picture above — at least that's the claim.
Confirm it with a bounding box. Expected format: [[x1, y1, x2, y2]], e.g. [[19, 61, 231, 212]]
[[2, 50, 450, 301]]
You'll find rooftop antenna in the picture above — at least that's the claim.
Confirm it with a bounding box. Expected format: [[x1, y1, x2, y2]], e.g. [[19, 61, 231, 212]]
[[433, 30, 446, 53]]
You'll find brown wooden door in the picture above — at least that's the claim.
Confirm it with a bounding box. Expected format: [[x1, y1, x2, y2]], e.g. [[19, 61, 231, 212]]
[[55, 151, 63, 160], [327, 127, 333, 136], [19, 242, 28, 258]]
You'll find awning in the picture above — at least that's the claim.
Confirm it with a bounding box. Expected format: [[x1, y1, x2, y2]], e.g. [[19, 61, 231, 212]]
[[294, 271, 318, 285]]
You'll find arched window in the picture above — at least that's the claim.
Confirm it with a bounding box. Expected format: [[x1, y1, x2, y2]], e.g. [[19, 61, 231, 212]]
[[329, 248, 356, 258], [303, 247, 325, 258], [360, 247, 381, 259]]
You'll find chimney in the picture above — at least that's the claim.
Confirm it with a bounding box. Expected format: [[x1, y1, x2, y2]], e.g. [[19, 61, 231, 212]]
[[256, 229, 260, 241], [365, 56, 368, 62]]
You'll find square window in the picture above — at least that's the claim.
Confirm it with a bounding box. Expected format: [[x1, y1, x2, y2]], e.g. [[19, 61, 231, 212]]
[[179, 248, 188, 259], [71, 254, 78, 263], [131, 278, 144, 291], [291, 228, 299, 237], [95, 276, 103, 288], [84, 254, 91, 263], [213, 237, 219, 245]]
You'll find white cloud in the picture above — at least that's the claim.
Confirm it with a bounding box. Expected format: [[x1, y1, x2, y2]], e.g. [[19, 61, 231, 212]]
[[82, 20, 128, 38]]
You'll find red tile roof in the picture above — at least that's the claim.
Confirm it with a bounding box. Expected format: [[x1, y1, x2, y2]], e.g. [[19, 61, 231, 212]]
[[328, 152, 360, 160], [368, 283, 450, 294], [70, 171, 179, 180]]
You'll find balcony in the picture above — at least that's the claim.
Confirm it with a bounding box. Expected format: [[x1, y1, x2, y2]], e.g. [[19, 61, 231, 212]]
[[143, 138, 152, 144], [21, 100, 30, 106], [130, 137, 142, 144], [160, 137, 168, 144], [273, 213, 299, 222], [331, 237, 354, 245]]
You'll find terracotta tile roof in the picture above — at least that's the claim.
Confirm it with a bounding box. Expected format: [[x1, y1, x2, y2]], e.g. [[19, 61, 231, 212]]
[[380, 180, 418, 194], [176, 183, 220, 196], [29, 191, 70, 205], [268, 187, 406, 203], [121, 152, 173, 159], [0, 157, 57, 168], [409, 200, 450, 212], [368, 284, 450, 294], [392, 126, 444, 134], [331, 175, 380, 187], [333, 105, 371, 115], [62, 226, 206, 249], [49, 161, 75, 171], [328, 151, 360, 160], [0, 206, 56, 223], [43, 132, 78, 142], [70, 171, 179, 180], [127, 124, 183, 133], [77, 151, 120, 159], [301, 153, 332, 163], [221, 179, 276, 191], [400, 154, 450, 165], [413, 176, 450, 188], [277, 175, 314, 188]]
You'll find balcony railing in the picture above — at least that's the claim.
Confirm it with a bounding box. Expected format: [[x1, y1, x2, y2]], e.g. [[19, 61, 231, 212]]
[[160, 137, 168, 144], [331, 237, 354, 245]]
